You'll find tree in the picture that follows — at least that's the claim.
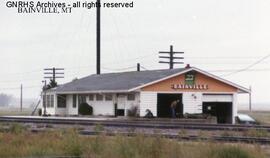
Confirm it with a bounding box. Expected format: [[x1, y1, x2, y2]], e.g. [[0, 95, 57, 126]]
[[0, 93, 13, 107], [43, 79, 58, 90]]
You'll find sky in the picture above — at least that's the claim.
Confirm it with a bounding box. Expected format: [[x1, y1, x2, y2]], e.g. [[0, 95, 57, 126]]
[[0, 0, 270, 106]]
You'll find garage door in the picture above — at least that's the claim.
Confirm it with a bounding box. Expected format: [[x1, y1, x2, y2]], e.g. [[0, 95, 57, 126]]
[[202, 94, 233, 102]]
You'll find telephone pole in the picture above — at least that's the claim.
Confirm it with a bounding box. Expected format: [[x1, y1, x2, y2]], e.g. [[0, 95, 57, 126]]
[[44, 67, 64, 82], [249, 86, 252, 111], [96, 0, 101, 74], [20, 84, 23, 112], [42, 80, 47, 115], [159, 45, 184, 69]]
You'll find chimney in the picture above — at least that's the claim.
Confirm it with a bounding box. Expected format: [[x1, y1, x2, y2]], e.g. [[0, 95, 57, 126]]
[[185, 64, 191, 68], [137, 63, 140, 71]]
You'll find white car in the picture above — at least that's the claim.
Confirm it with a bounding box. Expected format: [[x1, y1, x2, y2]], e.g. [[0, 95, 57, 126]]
[[236, 113, 257, 125]]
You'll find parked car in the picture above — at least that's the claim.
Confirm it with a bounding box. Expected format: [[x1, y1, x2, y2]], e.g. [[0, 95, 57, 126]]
[[236, 113, 257, 125]]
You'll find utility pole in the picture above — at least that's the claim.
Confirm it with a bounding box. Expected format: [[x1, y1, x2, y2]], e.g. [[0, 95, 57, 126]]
[[159, 45, 184, 69], [137, 63, 141, 72], [20, 84, 23, 112], [96, 0, 101, 74], [44, 67, 64, 82], [249, 86, 252, 111], [42, 80, 47, 115]]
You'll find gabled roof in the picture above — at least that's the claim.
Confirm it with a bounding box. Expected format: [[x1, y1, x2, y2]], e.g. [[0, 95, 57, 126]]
[[53, 68, 187, 93], [52, 67, 250, 94]]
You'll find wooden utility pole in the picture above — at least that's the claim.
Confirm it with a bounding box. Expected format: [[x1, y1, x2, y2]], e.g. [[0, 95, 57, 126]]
[[44, 67, 64, 82], [137, 63, 141, 72], [159, 45, 184, 69], [20, 84, 23, 112], [249, 86, 252, 111], [42, 80, 47, 115], [96, 0, 101, 74]]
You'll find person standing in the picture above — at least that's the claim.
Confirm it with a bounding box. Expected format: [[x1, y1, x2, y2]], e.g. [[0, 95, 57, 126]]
[[170, 100, 179, 118]]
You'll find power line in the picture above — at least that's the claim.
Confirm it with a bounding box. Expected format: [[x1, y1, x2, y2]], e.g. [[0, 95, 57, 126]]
[[221, 54, 270, 77], [0, 85, 41, 91], [101, 66, 137, 71]]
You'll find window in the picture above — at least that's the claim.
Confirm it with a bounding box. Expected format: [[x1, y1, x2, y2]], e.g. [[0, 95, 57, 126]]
[[96, 94, 103, 101], [57, 95, 66, 108], [43, 95, 46, 107], [50, 95, 54, 108], [78, 95, 87, 105], [73, 95, 77, 108], [127, 94, 135, 101], [105, 94, 112, 101], [46, 95, 51, 107], [89, 94, 94, 101]]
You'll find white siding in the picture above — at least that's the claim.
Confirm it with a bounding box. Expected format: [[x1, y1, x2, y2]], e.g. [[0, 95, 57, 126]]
[[183, 92, 202, 114], [86, 94, 114, 116], [232, 93, 238, 124], [140, 92, 157, 117], [66, 94, 78, 115], [202, 94, 233, 102], [42, 93, 56, 115], [117, 93, 140, 116], [125, 93, 140, 116]]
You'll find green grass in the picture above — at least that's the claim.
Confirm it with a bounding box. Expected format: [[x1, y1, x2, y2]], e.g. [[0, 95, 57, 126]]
[[0, 125, 267, 158]]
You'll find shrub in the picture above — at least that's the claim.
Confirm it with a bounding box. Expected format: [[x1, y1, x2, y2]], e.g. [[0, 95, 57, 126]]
[[127, 106, 139, 117], [78, 103, 93, 115], [38, 109, 42, 116]]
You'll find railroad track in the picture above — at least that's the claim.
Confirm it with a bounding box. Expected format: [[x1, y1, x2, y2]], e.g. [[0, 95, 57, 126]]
[[78, 131, 270, 145], [0, 116, 270, 132]]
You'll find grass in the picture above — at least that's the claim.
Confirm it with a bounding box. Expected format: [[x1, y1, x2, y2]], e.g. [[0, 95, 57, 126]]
[[0, 108, 33, 116], [244, 129, 269, 138], [240, 110, 270, 125], [0, 124, 267, 158]]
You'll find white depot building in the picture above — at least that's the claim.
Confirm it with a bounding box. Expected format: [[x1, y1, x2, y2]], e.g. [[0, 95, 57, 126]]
[[42, 66, 249, 124]]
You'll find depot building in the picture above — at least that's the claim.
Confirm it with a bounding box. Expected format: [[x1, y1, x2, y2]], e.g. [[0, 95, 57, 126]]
[[42, 66, 249, 124]]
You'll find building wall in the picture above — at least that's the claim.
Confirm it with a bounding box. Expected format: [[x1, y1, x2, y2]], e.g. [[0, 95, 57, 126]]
[[140, 92, 157, 117], [232, 93, 238, 124], [87, 96, 115, 116], [42, 93, 56, 115], [67, 94, 78, 115], [183, 92, 202, 114]]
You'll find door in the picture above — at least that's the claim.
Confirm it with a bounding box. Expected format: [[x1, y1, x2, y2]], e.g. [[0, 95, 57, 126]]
[[117, 94, 126, 116]]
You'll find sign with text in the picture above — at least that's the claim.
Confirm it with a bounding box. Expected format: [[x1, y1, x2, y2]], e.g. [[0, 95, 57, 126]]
[[171, 84, 209, 90]]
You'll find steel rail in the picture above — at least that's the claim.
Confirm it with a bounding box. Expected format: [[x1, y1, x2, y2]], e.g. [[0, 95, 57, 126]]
[[78, 131, 270, 145], [0, 116, 270, 132]]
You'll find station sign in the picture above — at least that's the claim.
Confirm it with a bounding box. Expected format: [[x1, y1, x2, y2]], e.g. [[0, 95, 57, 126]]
[[171, 84, 209, 90]]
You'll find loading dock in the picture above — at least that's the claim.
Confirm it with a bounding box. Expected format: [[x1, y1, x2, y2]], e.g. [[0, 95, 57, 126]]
[[203, 102, 232, 124], [157, 93, 183, 118]]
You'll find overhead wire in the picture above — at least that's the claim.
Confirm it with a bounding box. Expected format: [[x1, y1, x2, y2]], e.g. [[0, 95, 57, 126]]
[[221, 54, 270, 77]]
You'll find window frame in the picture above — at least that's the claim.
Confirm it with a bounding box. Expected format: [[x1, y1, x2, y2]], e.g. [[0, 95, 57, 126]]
[[73, 94, 77, 108], [50, 95, 54, 108], [127, 94, 135, 101], [96, 94, 103, 101], [89, 94, 94, 101], [57, 95, 67, 108], [105, 94, 113, 101]]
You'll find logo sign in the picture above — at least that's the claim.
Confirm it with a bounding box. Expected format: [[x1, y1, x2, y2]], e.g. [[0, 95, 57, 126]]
[[185, 71, 195, 85]]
